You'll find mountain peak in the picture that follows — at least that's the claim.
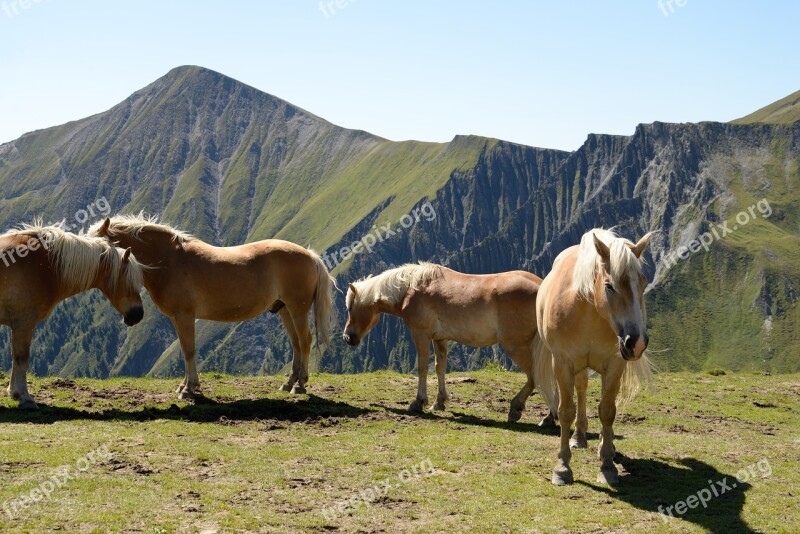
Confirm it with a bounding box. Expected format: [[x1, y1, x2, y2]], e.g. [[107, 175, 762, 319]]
[[160, 65, 232, 85]]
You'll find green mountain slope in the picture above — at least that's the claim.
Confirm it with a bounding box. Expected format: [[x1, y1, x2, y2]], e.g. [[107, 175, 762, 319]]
[[732, 89, 800, 125], [0, 67, 798, 377]]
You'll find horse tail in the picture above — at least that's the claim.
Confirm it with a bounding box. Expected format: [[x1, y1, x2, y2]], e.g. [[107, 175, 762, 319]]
[[617, 353, 656, 407], [533, 336, 559, 415], [308, 249, 338, 349]]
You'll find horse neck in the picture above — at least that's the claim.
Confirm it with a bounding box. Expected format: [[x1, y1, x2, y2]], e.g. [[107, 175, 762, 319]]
[[373, 277, 409, 316], [112, 230, 177, 268], [375, 296, 403, 316], [86, 260, 117, 297], [52, 251, 111, 301]]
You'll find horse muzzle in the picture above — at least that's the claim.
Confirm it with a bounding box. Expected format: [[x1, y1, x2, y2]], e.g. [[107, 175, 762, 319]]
[[123, 306, 144, 326], [619, 333, 648, 361], [342, 332, 359, 346]]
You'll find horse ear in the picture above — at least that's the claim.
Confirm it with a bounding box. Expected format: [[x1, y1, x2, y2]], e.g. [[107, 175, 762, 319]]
[[348, 283, 358, 295], [593, 234, 611, 263], [629, 232, 652, 259], [122, 247, 132, 264], [99, 217, 111, 235]]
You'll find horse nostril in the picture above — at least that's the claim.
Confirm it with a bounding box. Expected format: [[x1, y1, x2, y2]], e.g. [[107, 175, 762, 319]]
[[624, 335, 636, 350], [125, 306, 144, 326]]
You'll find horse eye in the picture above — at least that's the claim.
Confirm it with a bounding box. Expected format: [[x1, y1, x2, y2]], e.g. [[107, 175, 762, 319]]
[[604, 282, 616, 293]]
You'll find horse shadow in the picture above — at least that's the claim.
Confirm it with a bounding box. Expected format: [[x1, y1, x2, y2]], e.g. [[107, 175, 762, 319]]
[[578, 454, 756, 533], [373, 403, 571, 436], [0, 394, 371, 425]]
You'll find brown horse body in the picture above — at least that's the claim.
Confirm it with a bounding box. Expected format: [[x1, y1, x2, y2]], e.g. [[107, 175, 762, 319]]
[[344, 263, 554, 424], [91, 215, 336, 398], [1, 225, 144, 409]]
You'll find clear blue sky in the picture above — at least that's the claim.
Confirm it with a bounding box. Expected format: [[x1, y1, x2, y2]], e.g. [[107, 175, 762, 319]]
[[1, 1, 798, 150]]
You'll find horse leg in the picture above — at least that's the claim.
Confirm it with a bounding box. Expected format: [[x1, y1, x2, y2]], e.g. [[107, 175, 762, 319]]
[[8, 324, 37, 410], [409, 332, 431, 413], [597, 360, 625, 485], [287, 306, 312, 394], [506, 344, 534, 423], [277, 308, 301, 392], [552, 359, 576, 485], [171, 315, 201, 400], [570, 368, 589, 448], [431, 340, 448, 411]]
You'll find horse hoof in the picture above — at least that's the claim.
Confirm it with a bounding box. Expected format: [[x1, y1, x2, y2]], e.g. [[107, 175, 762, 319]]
[[176, 384, 185, 394], [408, 400, 426, 413], [278, 384, 293, 392], [178, 389, 196, 401], [538, 414, 557, 428], [570, 435, 588, 449], [597, 464, 620, 485], [552, 466, 574, 486], [431, 402, 446, 412], [508, 409, 522, 423], [291, 385, 307, 395], [18, 399, 39, 410]]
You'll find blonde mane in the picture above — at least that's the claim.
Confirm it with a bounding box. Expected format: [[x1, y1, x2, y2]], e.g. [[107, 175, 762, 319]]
[[573, 228, 644, 300], [4, 223, 144, 293], [91, 213, 195, 244], [348, 262, 442, 308]]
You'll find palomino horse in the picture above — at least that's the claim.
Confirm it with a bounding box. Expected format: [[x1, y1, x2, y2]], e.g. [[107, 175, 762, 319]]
[[90, 214, 336, 398], [344, 262, 555, 424], [1, 223, 144, 409], [535, 228, 654, 485]]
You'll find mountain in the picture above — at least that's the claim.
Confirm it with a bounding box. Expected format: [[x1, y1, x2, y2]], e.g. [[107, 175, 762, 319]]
[[0, 66, 798, 378], [732, 90, 800, 125]]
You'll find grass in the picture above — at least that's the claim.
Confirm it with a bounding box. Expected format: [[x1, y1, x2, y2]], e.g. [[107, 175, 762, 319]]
[[731, 89, 800, 125], [0, 370, 798, 533]]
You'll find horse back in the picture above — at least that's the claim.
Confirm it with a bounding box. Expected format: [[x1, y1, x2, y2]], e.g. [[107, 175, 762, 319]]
[[161, 238, 320, 320], [396, 267, 540, 347]]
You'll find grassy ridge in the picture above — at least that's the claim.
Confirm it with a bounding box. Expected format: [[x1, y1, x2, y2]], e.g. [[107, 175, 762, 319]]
[[732, 90, 800, 125], [0, 371, 797, 532]]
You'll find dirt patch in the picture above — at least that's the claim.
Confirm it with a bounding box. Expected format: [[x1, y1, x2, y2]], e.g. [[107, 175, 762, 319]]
[[0, 461, 45, 472], [105, 458, 158, 476], [753, 401, 777, 408], [669, 424, 689, 433], [48, 378, 77, 388], [620, 414, 647, 424], [446, 377, 477, 384]]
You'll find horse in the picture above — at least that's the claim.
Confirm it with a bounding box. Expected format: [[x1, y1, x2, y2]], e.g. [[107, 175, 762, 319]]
[[0, 223, 145, 409], [89, 214, 336, 398], [343, 262, 555, 425], [534, 228, 654, 485]]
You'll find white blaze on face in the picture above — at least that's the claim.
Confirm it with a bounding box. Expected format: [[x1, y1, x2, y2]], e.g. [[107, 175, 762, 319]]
[[629, 276, 647, 359]]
